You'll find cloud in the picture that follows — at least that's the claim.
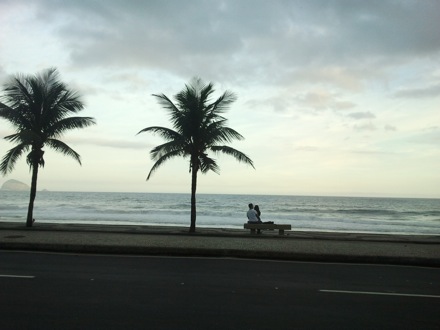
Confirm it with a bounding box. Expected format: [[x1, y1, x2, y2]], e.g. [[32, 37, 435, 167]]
[[67, 136, 148, 150], [349, 149, 395, 156], [295, 146, 319, 152], [394, 83, 440, 99], [295, 91, 356, 111], [31, 1, 245, 77], [409, 126, 440, 145], [353, 122, 377, 131], [347, 112, 376, 120], [15, 0, 440, 88], [293, 67, 375, 92], [0, 65, 7, 83], [244, 97, 291, 114], [385, 124, 397, 131]]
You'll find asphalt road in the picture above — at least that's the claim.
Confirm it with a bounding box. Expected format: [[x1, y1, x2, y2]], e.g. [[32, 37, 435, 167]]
[[1, 251, 439, 330]]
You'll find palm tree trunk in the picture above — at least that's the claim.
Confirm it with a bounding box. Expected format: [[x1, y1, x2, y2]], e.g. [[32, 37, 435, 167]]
[[26, 163, 39, 227], [189, 158, 198, 233]]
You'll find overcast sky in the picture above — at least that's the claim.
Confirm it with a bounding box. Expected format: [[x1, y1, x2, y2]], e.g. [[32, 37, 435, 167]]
[[0, 0, 439, 197]]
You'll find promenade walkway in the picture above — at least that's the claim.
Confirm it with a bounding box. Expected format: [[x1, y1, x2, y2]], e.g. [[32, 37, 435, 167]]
[[1, 222, 439, 266]]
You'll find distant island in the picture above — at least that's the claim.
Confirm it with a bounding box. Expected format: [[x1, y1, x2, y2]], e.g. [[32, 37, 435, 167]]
[[1, 179, 30, 191]]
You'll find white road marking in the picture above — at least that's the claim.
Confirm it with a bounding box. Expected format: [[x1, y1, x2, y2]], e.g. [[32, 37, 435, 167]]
[[320, 289, 440, 299], [0, 275, 35, 279]]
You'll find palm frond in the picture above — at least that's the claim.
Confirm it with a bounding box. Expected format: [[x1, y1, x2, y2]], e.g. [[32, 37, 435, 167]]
[[47, 116, 96, 138], [3, 133, 22, 143], [0, 144, 29, 174], [199, 154, 220, 174], [2, 75, 33, 109], [45, 139, 82, 164], [150, 141, 186, 161], [137, 126, 183, 141], [4, 130, 40, 144], [210, 145, 255, 169], [37, 69, 84, 124], [152, 93, 180, 115], [0, 102, 32, 130], [146, 149, 185, 180], [205, 121, 244, 145], [56, 90, 84, 115], [199, 81, 214, 104], [209, 90, 237, 115]]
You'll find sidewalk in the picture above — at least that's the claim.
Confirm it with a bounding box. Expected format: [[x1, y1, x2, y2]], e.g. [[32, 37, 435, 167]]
[[1, 222, 439, 267]]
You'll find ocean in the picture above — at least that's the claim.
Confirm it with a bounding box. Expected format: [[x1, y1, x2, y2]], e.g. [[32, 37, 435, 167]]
[[1, 191, 439, 235]]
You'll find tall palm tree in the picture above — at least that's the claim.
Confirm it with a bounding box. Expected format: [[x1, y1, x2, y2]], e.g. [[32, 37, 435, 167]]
[[0, 68, 96, 227], [138, 78, 254, 232]]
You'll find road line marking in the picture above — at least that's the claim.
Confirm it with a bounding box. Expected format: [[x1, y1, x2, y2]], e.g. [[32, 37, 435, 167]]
[[0, 275, 35, 279], [320, 289, 440, 299]]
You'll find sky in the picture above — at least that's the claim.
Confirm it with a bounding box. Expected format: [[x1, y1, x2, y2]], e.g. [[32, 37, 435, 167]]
[[0, 0, 439, 198]]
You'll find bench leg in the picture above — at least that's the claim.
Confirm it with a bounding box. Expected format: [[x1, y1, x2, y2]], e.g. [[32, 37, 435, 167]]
[[279, 229, 284, 235], [250, 228, 256, 235]]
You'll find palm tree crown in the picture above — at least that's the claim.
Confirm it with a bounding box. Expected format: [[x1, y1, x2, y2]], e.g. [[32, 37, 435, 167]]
[[138, 77, 254, 232], [0, 67, 96, 226]]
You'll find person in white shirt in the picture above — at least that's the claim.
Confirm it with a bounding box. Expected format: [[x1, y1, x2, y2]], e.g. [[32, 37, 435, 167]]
[[247, 203, 262, 223]]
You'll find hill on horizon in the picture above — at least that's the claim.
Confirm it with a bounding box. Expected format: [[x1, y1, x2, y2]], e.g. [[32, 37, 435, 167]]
[[1, 179, 30, 191]]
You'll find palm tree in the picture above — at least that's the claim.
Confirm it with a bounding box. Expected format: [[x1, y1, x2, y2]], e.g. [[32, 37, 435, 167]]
[[138, 78, 254, 232], [0, 68, 96, 227]]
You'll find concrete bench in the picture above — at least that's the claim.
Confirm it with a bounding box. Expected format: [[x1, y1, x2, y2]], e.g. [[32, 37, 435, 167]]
[[244, 223, 291, 235]]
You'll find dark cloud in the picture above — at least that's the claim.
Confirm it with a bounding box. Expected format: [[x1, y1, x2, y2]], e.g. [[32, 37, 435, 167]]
[[394, 83, 440, 99], [20, 0, 440, 86]]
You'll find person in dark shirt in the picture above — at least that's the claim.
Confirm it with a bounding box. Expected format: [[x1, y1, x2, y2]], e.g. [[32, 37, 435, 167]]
[[254, 205, 261, 221]]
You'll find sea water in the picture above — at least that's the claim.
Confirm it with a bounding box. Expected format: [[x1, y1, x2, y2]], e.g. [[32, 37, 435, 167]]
[[1, 191, 439, 235]]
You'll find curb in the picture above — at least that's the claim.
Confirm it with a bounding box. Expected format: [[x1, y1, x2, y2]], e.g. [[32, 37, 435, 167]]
[[1, 242, 439, 268]]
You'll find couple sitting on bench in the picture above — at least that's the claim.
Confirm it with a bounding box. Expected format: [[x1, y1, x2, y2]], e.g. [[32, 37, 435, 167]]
[[247, 203, 273, 224], [247, 203, 273, 233], [245, 203, 291, 235]]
